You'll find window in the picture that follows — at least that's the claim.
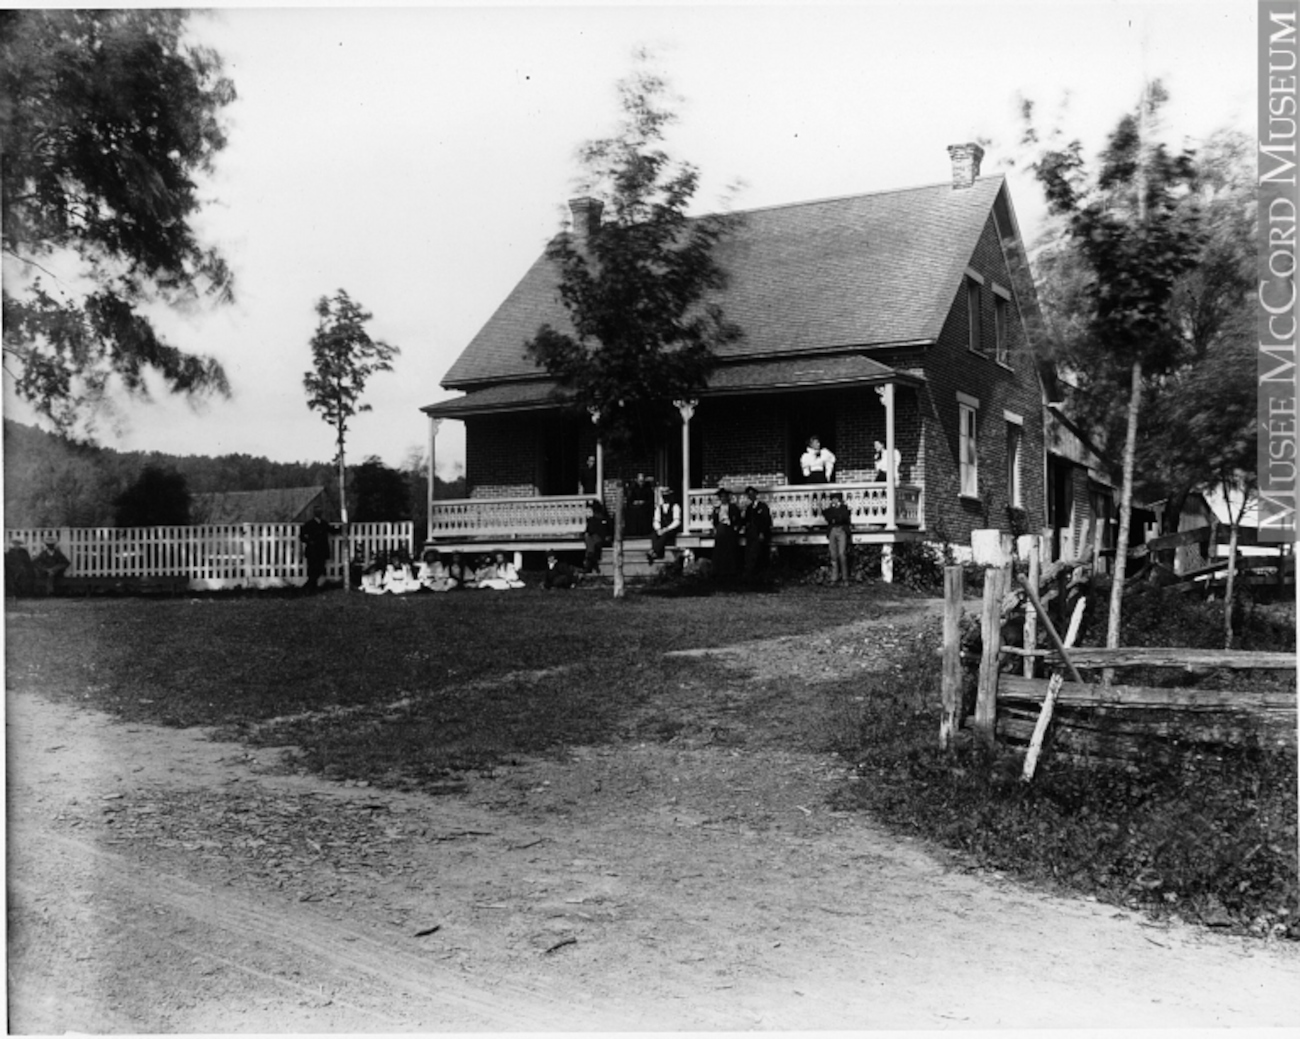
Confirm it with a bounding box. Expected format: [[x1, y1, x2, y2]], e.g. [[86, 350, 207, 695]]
[[966, 277, 983, 354], [1006, 421, 1023, 507], [994, 292, 1009, 364], [958, 398, 979, 497]]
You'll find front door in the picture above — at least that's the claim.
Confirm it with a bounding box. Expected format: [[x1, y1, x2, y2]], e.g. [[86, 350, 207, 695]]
[[539, 418, 583, 496]]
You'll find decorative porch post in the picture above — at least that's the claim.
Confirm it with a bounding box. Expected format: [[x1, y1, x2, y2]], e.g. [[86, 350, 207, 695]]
[[426, 416, 441, 543], [876, 382, 898, 530], [674, 399, 697, 535], [588, 406, 605, 503]]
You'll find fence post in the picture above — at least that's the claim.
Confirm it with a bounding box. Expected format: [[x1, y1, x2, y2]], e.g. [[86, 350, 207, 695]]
[[1023, 538, 1040, 678], [976, 565, 1009, 746], [241, 523, 253, 587], [941, 565, 964, 748]]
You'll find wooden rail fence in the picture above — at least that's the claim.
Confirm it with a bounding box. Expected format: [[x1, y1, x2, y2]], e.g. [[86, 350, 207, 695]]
[[6, 522, 415, 592], [940, 552, 1297, 769]]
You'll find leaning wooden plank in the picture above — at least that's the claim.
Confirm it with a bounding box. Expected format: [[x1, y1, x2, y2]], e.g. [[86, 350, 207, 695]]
[[1046, 647, 1297, 670], [1016, 574, 1087, 684], [1021, 674, 1064, 781], [998, 675, 1297, 712], [1021, 597, 1087, 783]]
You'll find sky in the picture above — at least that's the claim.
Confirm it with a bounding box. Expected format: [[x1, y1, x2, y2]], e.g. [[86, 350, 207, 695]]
[[2, 1, 1259, 479]]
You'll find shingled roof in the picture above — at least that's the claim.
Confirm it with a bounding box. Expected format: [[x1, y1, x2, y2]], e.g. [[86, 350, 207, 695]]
[[438, 174, 1008, 393], [191, 487, 327, 525]]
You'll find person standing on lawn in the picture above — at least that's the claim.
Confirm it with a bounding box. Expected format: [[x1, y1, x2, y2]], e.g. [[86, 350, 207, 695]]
[[710, 487, 742, 580], [582, 499, 607, 574], [33, 536, 70, 596], [299, 506, 332, 592], [822, 489, 853, 585], [740, 485, 773, 579], [6, 537, 36, 597]]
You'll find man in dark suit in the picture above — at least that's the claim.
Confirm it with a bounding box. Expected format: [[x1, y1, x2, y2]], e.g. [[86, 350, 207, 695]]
[[741, 486, 773, 579], [299, 506, 332, 592], [543, 551, 582, 589]]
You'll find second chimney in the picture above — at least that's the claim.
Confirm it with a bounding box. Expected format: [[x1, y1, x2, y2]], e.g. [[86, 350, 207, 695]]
[[568, 196, 604, 244], [946, 143, 985, 190]]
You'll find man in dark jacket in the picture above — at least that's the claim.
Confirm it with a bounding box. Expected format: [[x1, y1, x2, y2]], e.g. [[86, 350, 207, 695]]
[[299, 506, 332, 592], [32, 537, 70, 596], [822, 490, 852, 584], [741, 486, 773, 579], [6, 538, 35, 597]]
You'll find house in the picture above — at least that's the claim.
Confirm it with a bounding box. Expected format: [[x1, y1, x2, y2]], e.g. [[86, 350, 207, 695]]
[[422, 144, 1050, 574], [1043, 403, 1118, 568], [190, 486, 330, 526]]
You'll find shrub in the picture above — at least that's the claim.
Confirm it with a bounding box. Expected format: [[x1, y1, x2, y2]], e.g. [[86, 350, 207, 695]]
[[831, 621, 1300, 938]]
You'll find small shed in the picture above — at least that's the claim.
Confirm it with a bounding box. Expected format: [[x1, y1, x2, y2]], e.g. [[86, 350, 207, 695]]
[[190, 487, 330, 526]]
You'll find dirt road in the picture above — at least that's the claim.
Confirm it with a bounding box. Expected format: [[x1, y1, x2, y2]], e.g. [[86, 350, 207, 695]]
[[7, 611, 1299, 1032]]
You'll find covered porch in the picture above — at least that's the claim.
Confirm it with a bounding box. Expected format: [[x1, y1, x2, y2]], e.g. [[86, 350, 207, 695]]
[[422, 355, 926, 551], [424, 479, 923, 551]]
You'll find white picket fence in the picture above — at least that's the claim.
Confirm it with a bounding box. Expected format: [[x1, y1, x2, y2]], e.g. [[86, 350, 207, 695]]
[[6, 522, 415, 591]]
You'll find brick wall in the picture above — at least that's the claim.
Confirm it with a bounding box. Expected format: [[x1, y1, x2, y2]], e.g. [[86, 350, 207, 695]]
[[464, 415, 539, 498], [918, 199, 1047, 546], [696, 396, 787, 489], [693, 389, 923, 491]]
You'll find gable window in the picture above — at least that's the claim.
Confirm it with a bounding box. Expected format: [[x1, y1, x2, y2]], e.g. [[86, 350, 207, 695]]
[[1005, 413, 1023, 508], [994, 288, 1010, 364], [958, 393, 980, 498], [966, 276, 983, 354]]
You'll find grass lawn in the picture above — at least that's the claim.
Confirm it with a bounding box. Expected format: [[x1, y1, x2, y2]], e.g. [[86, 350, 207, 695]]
[[9, 578, 1295, 937], [5, 582, 913, 784]]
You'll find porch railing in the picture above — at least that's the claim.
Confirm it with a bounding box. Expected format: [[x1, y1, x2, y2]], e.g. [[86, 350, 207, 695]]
[[6, 522, 414, 590], [426, 482, 922, 541], [428, 495, 591, 540], [687, 482, 922, 532]]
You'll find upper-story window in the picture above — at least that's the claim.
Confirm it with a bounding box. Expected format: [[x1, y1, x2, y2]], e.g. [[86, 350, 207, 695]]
[[966, 275, 983, 354], [993, 288, 1010, 365], [958, 393, 980, 498], [1005, 411, 1024, 507]]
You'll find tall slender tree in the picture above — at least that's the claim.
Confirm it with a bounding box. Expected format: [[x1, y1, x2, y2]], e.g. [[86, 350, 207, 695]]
[[525, 54, 743, 597], [1026, 83, 1202, 654], [1, 9, 236, 437], [303, 290, 398, 584]]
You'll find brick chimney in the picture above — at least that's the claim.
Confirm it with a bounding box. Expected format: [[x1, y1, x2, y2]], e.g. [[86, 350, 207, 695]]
[[946, 143, 985, 190], [568, 196, 603, 244]]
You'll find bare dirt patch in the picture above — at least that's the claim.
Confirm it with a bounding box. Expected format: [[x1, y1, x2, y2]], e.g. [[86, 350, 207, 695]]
[[7, 604, 1299, 1032]]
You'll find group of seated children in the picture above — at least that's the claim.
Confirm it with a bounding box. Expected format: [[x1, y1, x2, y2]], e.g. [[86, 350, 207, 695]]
[[360, 547, 525, 594]]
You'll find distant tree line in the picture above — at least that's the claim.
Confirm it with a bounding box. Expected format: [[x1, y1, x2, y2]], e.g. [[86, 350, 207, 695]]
[[3, 420, 464, 529]]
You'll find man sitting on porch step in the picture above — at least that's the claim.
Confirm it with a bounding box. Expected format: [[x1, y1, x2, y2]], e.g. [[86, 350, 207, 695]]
[[647, 489, 682, 563]]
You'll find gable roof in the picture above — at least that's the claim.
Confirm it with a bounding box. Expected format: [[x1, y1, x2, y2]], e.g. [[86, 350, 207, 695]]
[[440, 174, 1008, 390], [191, 487, 326, 525]]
